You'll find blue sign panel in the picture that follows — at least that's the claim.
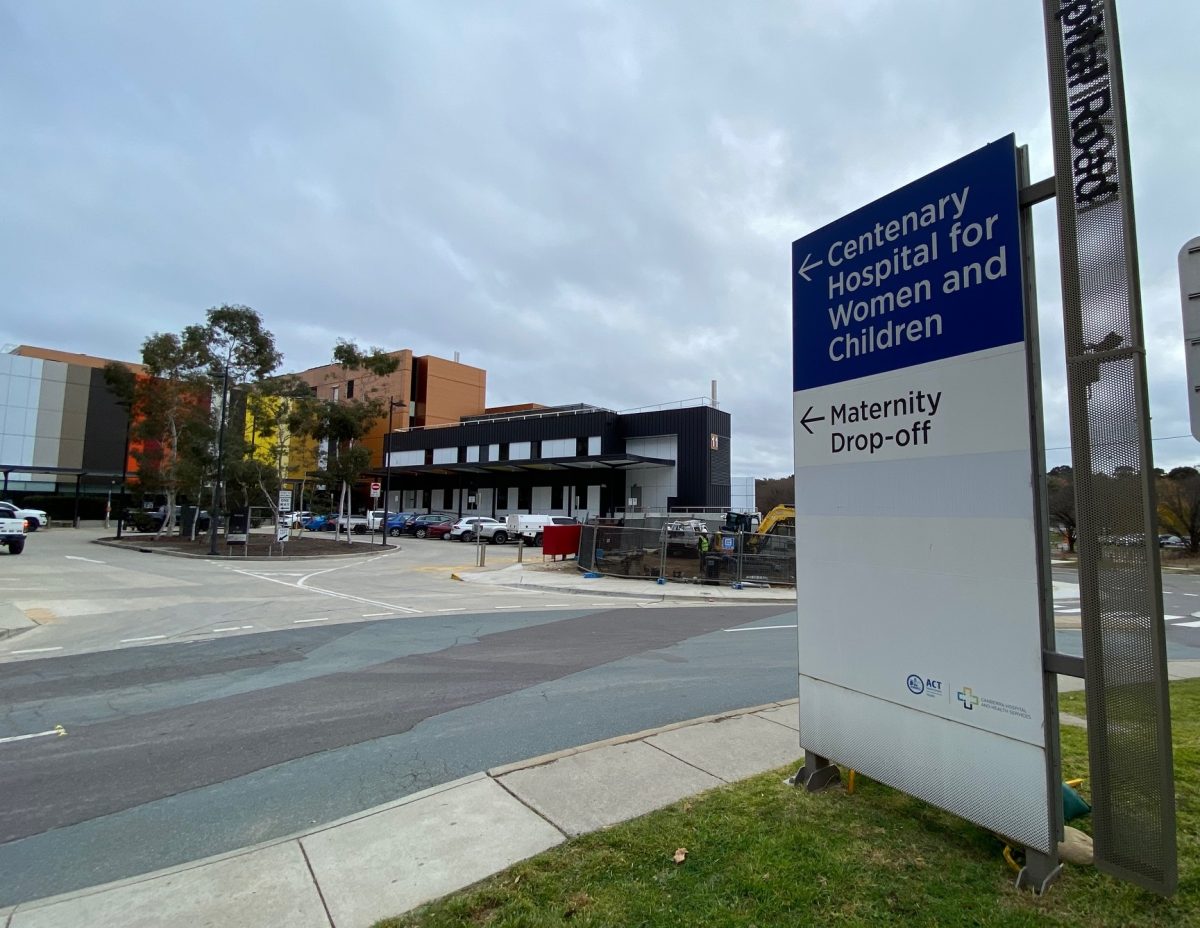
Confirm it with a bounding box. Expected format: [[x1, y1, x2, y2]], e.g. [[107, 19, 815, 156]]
[[793, 136, 1024, 392]]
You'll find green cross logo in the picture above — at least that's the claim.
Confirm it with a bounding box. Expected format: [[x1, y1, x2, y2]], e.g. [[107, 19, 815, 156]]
[[957, 687, 980, 710]]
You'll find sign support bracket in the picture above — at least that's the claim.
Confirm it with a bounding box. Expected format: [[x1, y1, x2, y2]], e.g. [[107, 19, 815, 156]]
[[1015, 143, 1064, 895]]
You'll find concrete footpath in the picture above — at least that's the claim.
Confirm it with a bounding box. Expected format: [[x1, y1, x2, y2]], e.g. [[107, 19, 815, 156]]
[[0, 700, 807, 928], [454, 561, 798, 604]]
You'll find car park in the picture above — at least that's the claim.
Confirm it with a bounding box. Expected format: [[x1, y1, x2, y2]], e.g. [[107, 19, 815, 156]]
[[2, 501, 48, 532], [401, 513, 455, 537], [449, 517, 508, 543], [425, 519, 454, 539], [385, 512, 418, 536], [505, 514, 578, 546], [0, 504, 28, 553]]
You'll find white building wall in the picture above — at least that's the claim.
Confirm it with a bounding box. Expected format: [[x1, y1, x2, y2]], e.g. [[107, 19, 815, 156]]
[[623, 435, 678, 511]]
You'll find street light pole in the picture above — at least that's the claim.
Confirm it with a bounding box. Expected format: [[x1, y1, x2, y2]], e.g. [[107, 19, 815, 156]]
[[381, 396, 402, 546], [115, 411, 131, 539], [207, 366, 230, 556]]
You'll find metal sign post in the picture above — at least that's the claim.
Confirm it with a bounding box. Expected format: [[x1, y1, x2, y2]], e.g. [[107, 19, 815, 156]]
[[1043, 0, 1176, 894], [791, 136, 1058, 877]]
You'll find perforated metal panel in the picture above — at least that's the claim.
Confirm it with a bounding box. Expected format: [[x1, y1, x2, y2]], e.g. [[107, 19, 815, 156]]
[[1043, 0, 1176, 893]]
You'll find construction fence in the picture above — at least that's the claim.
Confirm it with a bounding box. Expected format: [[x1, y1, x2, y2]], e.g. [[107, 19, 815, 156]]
[[577, 520, 796, 588]]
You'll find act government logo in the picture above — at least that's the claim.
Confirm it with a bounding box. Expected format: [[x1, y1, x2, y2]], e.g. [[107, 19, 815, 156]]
[[907, 674, 944, 698]]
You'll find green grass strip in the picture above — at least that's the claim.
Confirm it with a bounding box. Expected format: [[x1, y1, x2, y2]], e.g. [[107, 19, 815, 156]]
[[376, 680, 1199, 927]]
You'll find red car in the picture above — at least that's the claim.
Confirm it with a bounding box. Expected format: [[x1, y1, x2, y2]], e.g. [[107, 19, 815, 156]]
[[425, 519, 454, 539]]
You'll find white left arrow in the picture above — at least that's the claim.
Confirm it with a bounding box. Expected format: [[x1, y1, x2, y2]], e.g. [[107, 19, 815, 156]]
[[796, 253, 824, 282]]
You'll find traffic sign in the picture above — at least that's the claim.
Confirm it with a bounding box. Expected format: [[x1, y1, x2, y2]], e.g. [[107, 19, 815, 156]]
[[370, 482, 381, 498], [792, 136, 1053, 855]]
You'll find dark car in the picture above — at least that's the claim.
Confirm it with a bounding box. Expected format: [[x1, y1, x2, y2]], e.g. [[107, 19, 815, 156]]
[[404, 513, 456, 538], [385, 512, 418, 537]]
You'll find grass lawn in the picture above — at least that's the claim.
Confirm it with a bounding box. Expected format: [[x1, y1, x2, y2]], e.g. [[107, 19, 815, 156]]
[[375, 680, 1198, 928]]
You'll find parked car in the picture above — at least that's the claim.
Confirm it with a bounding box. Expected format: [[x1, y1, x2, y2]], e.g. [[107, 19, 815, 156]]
[[401, 513, 455, 537], [303, 514, 331, 531], [1159, 534, 1187, 549], [426, 519, 454, 539], [505, 514, 579, 546], [0, 505, 26, 554], [449, 516, 508, 544], [330, 514, 369, 534], [385, 512, 418, 536], [2, 501, 48, 532], [284, 510, 313, 529]]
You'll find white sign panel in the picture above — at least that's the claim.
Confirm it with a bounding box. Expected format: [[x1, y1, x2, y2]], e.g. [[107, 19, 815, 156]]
[[791, 136, 1052, 853], [1180, 237, 1200, 442]]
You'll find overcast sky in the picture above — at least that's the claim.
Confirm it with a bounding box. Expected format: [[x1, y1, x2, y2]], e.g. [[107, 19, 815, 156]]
[[2, 1, 1197, 477]]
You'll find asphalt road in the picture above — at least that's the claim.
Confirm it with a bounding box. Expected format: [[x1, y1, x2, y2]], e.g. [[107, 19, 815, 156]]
[[0, 531, 801, 905], [4, 530, 1200, 908]]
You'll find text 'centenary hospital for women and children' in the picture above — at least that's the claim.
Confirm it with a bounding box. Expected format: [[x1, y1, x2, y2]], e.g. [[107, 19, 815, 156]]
[[821, 183, 1013, 362]]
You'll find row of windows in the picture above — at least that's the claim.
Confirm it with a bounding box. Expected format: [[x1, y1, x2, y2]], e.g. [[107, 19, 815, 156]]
[[390, 436, 601, 468], [414, 484, 580, 511]]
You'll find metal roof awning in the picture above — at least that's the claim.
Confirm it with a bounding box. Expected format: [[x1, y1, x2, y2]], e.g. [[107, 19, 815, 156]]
[[368, 453, 675, 479]]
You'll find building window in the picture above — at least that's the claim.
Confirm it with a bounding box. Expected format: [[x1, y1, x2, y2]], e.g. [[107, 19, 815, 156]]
[[531, 441, 541, 460], [518, 486, 532, 511], [422, 489, 432, 509], [466, 491, 478, 511], [497, 487, 509, 509], [425, 448, 434, 466], [443, 488, 453, 509], [331, 386, 339, 402], [346, 379, 355, 399], [576, 484, 587, 507], [499, 443, 509, 461], [551, 485, 563, 510], [576, 436, 588, 456], [457, 446, 467, 463]]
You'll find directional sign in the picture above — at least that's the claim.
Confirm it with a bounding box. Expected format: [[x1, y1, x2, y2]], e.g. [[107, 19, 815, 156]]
[[791, 136, 1053, 855], [1181, 237, 1200, 441]]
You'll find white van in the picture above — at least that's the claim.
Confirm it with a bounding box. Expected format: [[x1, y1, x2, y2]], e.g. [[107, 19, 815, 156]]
[[504, 514, 578, 546]]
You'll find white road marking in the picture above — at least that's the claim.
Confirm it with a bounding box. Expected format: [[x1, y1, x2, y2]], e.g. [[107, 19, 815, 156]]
[[437, 607, 464, 613], [361, 612, 393, 617], [1175, 619, 1200, 628], [1180, 592, 1200, 597], [211, 626, 251, 633], [0, 726, 66, 745], [1165, 615, 1184, 622], [494, 605, 523, 609], [725, 624, 798, 632], [64, 556, 106, 564], [11, 647, 63, 654], [233, 569, 420, 614], [294, 617, 329, 624], [121, 635, 167, 643], [542, 604, 572, 608], [1057, 608, 1082, 615]]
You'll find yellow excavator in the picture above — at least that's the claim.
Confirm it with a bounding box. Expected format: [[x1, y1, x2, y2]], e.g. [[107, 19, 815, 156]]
[[721, 505, 795, 551]]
